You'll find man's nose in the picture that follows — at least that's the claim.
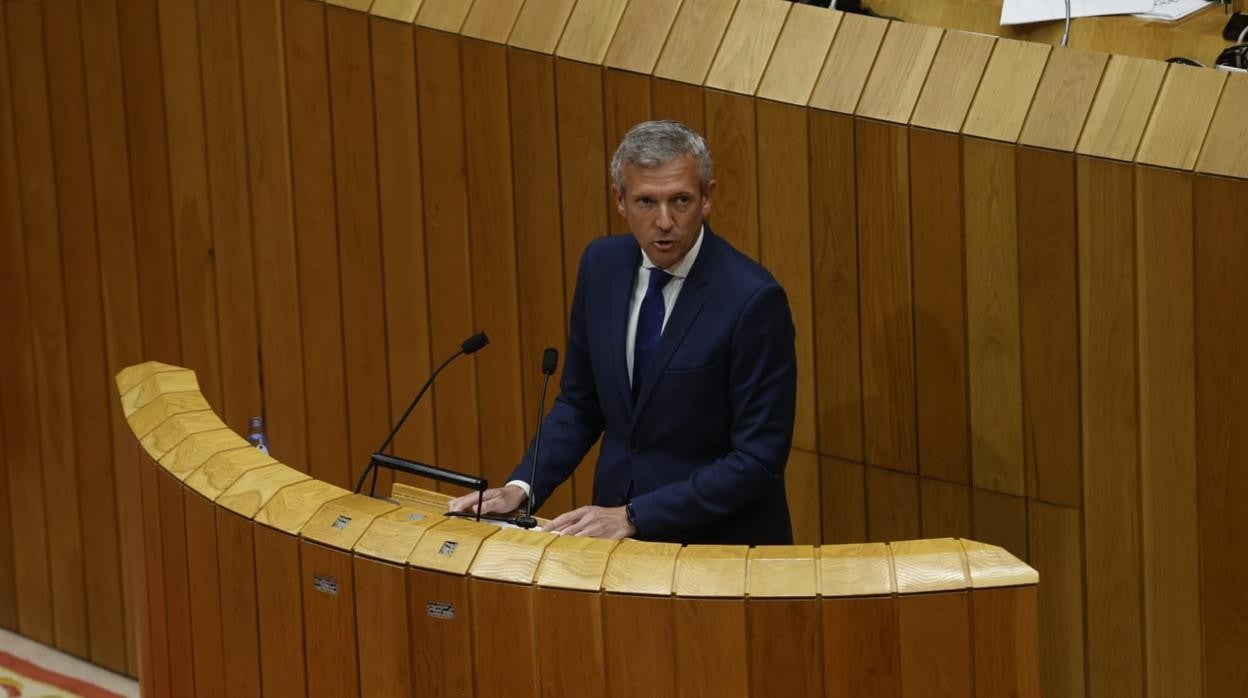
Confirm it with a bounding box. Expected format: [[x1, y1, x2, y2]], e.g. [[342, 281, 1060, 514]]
[[656, 204, 675, 230]]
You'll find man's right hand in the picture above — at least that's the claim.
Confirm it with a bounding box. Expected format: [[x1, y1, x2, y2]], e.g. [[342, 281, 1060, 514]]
[[446, 484, 527, 516]]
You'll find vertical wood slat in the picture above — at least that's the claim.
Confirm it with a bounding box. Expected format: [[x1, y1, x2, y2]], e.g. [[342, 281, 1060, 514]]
[[354, 557, 411, 698], [1195, 175, 1248, 698], [326, 4, 391, 488], [138, 454, 172, 696], [243, 0, 309, 470], [674, 599, 748, 698], [255, 523, 308, 697], [603, 69, 650, 236], [463, 38, 526, 493], [1016, 148, 1081, 509], [43, 0, 127, 668], [536, 588, 607, 697], [418, 28, 481, 481], [823, 596, 899, 698], [0, 1, 54, 645], [821, 456, 866, 544], [603, 594, 677, 698], [920, 478, 972, 540], [972, 587, 1041, 698], [408, 570, 474, 697], [157, 472, 195, 688], [6, 0, 90, 657], [898, 591, 973, 697], [216, 509, 262, 698], [184, 491, 226, 698], [909, 128, 969, 486], [963, 138, 1025, 497], [1078, 156, 1145, 698], [1136, 166, 1202, 698], [0, 401, 12, 631], [866, 465, 919, 542], [651, 78, 705, 134], [855, 119, 917, 474], [472, 581, 539, 698], [1028, 501, 1086, 698], [301, 542, 360, 698], [704, 90, 758, 260]]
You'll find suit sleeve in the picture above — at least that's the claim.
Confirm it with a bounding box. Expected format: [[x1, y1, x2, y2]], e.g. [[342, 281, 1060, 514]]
[[506, 243, 605, 511], [628, 281, 797, 541]]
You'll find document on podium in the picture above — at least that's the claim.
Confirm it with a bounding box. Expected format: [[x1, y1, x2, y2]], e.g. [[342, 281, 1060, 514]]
[[1001, 0, 1153, 25]]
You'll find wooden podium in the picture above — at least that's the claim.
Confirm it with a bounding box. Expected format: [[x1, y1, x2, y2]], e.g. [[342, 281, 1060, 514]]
[[116, 361, 1039, 697]]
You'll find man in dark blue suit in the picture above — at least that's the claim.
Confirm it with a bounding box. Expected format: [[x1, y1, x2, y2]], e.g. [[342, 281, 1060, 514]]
[[449, 121, 796, 545]]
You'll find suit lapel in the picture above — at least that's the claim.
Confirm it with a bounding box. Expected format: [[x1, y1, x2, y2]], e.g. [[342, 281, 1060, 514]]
[[610, 244, 639, 413]]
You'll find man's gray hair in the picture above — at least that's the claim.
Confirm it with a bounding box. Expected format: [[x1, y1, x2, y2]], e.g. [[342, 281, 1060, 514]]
[[610, 120, 712, 193]]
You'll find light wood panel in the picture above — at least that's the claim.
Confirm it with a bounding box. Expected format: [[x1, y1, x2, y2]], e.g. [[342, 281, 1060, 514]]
[[1077, 55, 1166, 161], [808, 12, 888, 114], [509, 0, 578, 56], [1195, 73, 1248, 178], [653, 0, 739, 86], [460, 0, 524, 42], [910, 30, 994, 132], [555, 0, 629, 65], [1018, 48, 1108, 152], [414, 0, 472, 32], [704, 90, 759, 260], [603, 0, 682, 75], [856, 22, 943, 124], [962, 38, 1050, 143], [704, 0, 790, 96], [756, 4, 841, 106], [1136, 64, 1224, 171], [372, 0, 424, 23]]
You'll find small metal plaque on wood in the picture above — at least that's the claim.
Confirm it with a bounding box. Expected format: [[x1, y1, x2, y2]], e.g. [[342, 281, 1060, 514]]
[[331, 515, 352, 530], [407, 512, 426, 522], [313, 575, 339, 595], [427, 601, 455, 620], [438, 540, 458, 556]]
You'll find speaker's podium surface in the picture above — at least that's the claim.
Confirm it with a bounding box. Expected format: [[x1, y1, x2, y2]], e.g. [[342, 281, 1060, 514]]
[[116, 361, 1040, 697]]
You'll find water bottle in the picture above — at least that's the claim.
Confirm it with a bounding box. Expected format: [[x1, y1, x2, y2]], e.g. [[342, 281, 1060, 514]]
[[247, 416, 270, 455]]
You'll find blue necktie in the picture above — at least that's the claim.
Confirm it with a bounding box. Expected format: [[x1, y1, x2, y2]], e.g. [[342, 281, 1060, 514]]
[[633, 267, 673, 399]]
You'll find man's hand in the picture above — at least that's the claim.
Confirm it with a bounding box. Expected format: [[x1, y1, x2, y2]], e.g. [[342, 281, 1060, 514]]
[[546, 505, 636, 539], [446, 485, 526, 516]]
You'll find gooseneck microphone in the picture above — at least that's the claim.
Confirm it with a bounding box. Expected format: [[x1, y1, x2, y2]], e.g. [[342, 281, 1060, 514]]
[[355, 331, 489, 494], [514, 347, 558, 529]]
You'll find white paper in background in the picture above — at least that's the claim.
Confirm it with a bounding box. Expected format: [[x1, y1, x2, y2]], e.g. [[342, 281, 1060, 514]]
[[1000, 0, 1154, 25], [1134, 0, 1214, 21]]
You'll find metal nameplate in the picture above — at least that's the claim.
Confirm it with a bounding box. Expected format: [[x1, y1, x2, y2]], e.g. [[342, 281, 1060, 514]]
[[331, 515, 352, 530], [407, 512, 426, 522], [313, 575, 339, 595], [438, 540, 458, 556], [427, 601, 455, 620]]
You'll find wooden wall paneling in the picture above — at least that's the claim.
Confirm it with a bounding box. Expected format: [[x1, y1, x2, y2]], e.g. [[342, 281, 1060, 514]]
[[301, 541, 360, 698], [115, 0, 181, 364], [42, 0, 126, 668], [704, 0, 789, 96], [603, 593, 676, 698], [157, 0, 223, 409], [79, 0, 146, 671], [1027, 501, 1085, 698], [507, 0, 577, 55], [417, 28, 481, 481], [535, 587, 607, 696], [807, 12, 889, 115], [603, 0, 683, 76], [809, 110, 862, 462], [822, 595, 899, 698], [327, 0, 374, 11], [652, 0, 738, 87], [920, 478, 972, 540], [1015, 147, 1081, 509], [462, 38, 526, 492], [471, 580, 539, 698], [821, 456, 866, 544], [972, 488, 1028, 561], [674, 598, 748, 698], [962, 138, 1025, 497], [508, 48, 573, 513], [157, 472, 195, 687], [756, 4, 841, 106], [854, 23, 942, 124], [866, 465, 919, 542], [961, 38, 1050, 144], [1195, 73, 1248, 179], [216, 509, 262, 698], [285, 0, 354, 484], [757, 102, 815, 451], [408, 568, 475, 697], [199, 0, 263, 433], [603, 69, 650, 236], [354, 556, 411, 698], [971, 586, 1041, 698], [1136, 62, 1226, 171], [749, 598, 823, 696], [897, 591, 973, 698], [184, 490, 226, 697], [1077, 156, 1144, 698], [0, 404, 12, 629], [243, 0, 311, 470], [254, 522, 308, 696], [909, 31, 994, 133], [326, 4, 392, 488], [460, 0, 524, 43], [854, 119, 917, 473], [1194, 174, 1248, 697], [1017, 48, 1108, 152], [555, 0, 630, 66], [704, 90, 758, 259], [1076, 55, 1166, 162], [413, 0, 473, 33], [5, 0, 89, 656], [908, 128, 969, 485], [138, 454, 172, 695], [1136, 165, 1202, 698], [370, 15, 436, 474], [372, 0, 426, 24], [554, 57, 609, 505], [651, 78, 705, 136]]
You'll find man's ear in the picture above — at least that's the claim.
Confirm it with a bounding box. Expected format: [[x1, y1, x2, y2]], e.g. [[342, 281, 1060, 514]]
[[701, 179, 717, 216], [612, 183, 626, 217]]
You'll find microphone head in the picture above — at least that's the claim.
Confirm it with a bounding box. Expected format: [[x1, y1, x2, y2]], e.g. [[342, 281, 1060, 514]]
[[541, 348, 559, 375], [461, 332, 489, 355]]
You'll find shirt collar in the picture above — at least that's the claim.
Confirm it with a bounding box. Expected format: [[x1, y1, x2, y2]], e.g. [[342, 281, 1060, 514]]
[[640, 225, 704, 280]]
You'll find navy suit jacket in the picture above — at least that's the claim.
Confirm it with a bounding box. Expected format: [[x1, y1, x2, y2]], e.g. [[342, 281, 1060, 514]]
[[510, 228, 797, 545]]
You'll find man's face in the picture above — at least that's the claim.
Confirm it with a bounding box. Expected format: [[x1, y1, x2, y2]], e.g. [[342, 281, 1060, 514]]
[[613, 154, 715, 270]]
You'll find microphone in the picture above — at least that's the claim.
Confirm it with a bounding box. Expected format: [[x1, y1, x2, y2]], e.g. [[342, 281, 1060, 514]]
[[514, 347, 558, 528], [355, 331, 490, 494]]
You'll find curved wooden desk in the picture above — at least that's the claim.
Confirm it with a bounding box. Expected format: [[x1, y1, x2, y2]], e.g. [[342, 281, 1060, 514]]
[[117, 361, 1038, 697]]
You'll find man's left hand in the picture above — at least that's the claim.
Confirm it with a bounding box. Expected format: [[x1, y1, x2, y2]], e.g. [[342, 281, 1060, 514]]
[[545, 505, 636, 539]]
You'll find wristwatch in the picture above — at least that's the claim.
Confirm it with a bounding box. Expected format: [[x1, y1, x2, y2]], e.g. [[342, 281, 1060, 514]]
[[625, 501, 638, 534]]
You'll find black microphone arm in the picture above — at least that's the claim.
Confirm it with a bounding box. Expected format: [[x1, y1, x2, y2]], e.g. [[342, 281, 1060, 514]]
[[513, 347, 559, 529], [354, 331, 489, 495]]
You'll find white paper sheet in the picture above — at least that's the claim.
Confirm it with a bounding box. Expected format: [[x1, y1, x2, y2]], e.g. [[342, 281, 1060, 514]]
[[1000, 0, 1154, 25], [1133, 0, 1214, 20]]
